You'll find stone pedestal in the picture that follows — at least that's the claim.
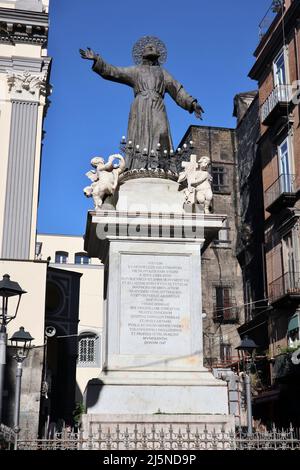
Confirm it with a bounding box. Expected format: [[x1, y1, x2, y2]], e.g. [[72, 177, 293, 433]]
[[83, 177, 233, 430]]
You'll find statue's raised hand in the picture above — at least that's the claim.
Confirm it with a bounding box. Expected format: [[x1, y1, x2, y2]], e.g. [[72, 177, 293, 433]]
[[79, 47, 98, 61], [193, 101, 204, 120]]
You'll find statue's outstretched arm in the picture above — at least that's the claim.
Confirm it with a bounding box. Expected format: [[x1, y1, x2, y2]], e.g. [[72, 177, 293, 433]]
[[164, 69, 204, 119], [93, 58, 135, 87], [79, 47, 135, 87]]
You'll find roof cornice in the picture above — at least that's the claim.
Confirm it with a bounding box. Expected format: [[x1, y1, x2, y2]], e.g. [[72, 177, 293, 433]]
[[0, 7, 48, 45]]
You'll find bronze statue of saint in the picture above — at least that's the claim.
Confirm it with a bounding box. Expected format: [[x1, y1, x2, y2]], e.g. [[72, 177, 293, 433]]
[[80, 36, 203, 170]]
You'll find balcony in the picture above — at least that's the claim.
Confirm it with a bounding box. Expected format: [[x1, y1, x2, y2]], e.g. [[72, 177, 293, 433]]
[[265, 173, 297, 213], [213, 303, 239, 324], [269, 271, 300, 305], [260, 85, 293, 125]]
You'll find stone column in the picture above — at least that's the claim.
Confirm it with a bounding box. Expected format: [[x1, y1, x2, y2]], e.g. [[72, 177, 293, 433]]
[[1, 71, 48, 259]]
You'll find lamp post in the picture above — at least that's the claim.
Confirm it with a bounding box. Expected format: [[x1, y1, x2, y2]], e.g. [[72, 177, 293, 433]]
[[236, 335, 259, 435], [9, 327, 34, 449], [0, 274, 26, 423]]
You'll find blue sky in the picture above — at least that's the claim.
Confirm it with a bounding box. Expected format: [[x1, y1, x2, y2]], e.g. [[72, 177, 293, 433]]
[[38, 0, 272, 235]]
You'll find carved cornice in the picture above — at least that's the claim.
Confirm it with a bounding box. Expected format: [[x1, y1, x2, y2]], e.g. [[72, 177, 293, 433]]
[[0, 7, 48, 45], [0, 8, 48, 25]]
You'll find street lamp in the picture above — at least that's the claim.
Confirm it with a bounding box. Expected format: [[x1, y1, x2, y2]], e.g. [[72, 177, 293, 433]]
[[0, 274, 27, 422], [236, 335, 259, 435], [9, 326, 34, 449]]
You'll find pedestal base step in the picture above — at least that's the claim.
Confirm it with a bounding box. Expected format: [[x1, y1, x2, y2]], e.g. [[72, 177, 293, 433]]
[[85, 380, 229, 415]]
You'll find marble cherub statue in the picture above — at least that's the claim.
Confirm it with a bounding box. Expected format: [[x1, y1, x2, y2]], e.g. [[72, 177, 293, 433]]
[[178, 155, 213, 213], [84, 154, 125, 210]]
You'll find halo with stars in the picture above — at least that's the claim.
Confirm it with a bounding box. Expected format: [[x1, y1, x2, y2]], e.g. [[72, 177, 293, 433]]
[[132, 36, 167, 65]]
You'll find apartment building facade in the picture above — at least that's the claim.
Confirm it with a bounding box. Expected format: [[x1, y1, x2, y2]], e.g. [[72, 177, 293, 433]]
[[247, 0, 300, 426]]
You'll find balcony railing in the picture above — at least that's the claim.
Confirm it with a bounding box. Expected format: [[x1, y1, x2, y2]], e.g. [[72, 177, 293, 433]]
[[258, 1, 283, 39], [261, 84, 292, 125], [265, 173, 296, 212], [269, 271, 300, 304], [213, 303, 239, 323]]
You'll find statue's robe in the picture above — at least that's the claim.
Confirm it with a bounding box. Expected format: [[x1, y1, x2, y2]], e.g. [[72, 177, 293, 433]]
[[92, 57, 196, 170]]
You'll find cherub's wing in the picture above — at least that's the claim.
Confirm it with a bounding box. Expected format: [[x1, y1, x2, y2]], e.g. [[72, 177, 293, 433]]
[[178, 171, 187, 183]]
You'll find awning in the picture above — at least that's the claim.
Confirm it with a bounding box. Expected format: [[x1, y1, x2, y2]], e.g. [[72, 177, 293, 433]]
[[253, 389, 280, 405], [288, 313, 300, 332]]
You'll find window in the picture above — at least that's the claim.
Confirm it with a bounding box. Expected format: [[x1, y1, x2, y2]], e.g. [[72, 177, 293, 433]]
[[273, 49, 287, 87], [75, 252, 90, 265], [214, 285, 238, 323], [287, 312, 300, 349], [212, 166, 228, 193], [215, 286, 231, 311], [220, 343, 232, 363], [278, 137, 293, 192], [55, 251, 68, 264], [282, 232, 298, 292], [282, 233, 296, 275], [78, 333, 99, 366]]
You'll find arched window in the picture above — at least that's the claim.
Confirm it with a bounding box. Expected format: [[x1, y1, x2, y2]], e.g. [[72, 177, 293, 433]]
[[75, 252, 90, 265], [78, 332, 100, 366], [55, 251, 68, 264]]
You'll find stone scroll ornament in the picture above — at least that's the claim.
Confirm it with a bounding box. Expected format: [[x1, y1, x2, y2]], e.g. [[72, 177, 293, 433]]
[[79, 36, 204, 170], [84, 154, 125, 210], [178, 155, 213, 214]]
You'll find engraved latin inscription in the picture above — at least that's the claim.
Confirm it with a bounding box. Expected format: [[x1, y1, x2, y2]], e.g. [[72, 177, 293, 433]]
[[119, 254, 190, 355]]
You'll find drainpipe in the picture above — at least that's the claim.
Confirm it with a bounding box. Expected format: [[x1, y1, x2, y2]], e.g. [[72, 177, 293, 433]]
[[244, 373, 253, 435], [294, 22, 300, 124]]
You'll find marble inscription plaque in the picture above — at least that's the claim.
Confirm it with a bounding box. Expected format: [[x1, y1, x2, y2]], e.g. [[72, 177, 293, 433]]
[[119, 254, 190, 355]]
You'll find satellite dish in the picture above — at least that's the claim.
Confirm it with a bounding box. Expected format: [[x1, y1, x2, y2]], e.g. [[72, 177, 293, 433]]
[[291, 347, 300, 365]]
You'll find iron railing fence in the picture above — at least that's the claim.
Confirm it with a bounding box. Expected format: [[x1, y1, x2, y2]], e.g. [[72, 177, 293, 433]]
[[12, 423, 300, 451], [269, 271, 300, 303], [0, 423, 15, 450], [235, 425, 300, 450], [265, 173, 296, 210]]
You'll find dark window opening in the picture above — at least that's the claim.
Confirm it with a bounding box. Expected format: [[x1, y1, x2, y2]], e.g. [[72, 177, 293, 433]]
[[55, 251, 68, 264], [212, 166, 229, 193], [214, 286, 238, 323], [75, 252, 90, 265]]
